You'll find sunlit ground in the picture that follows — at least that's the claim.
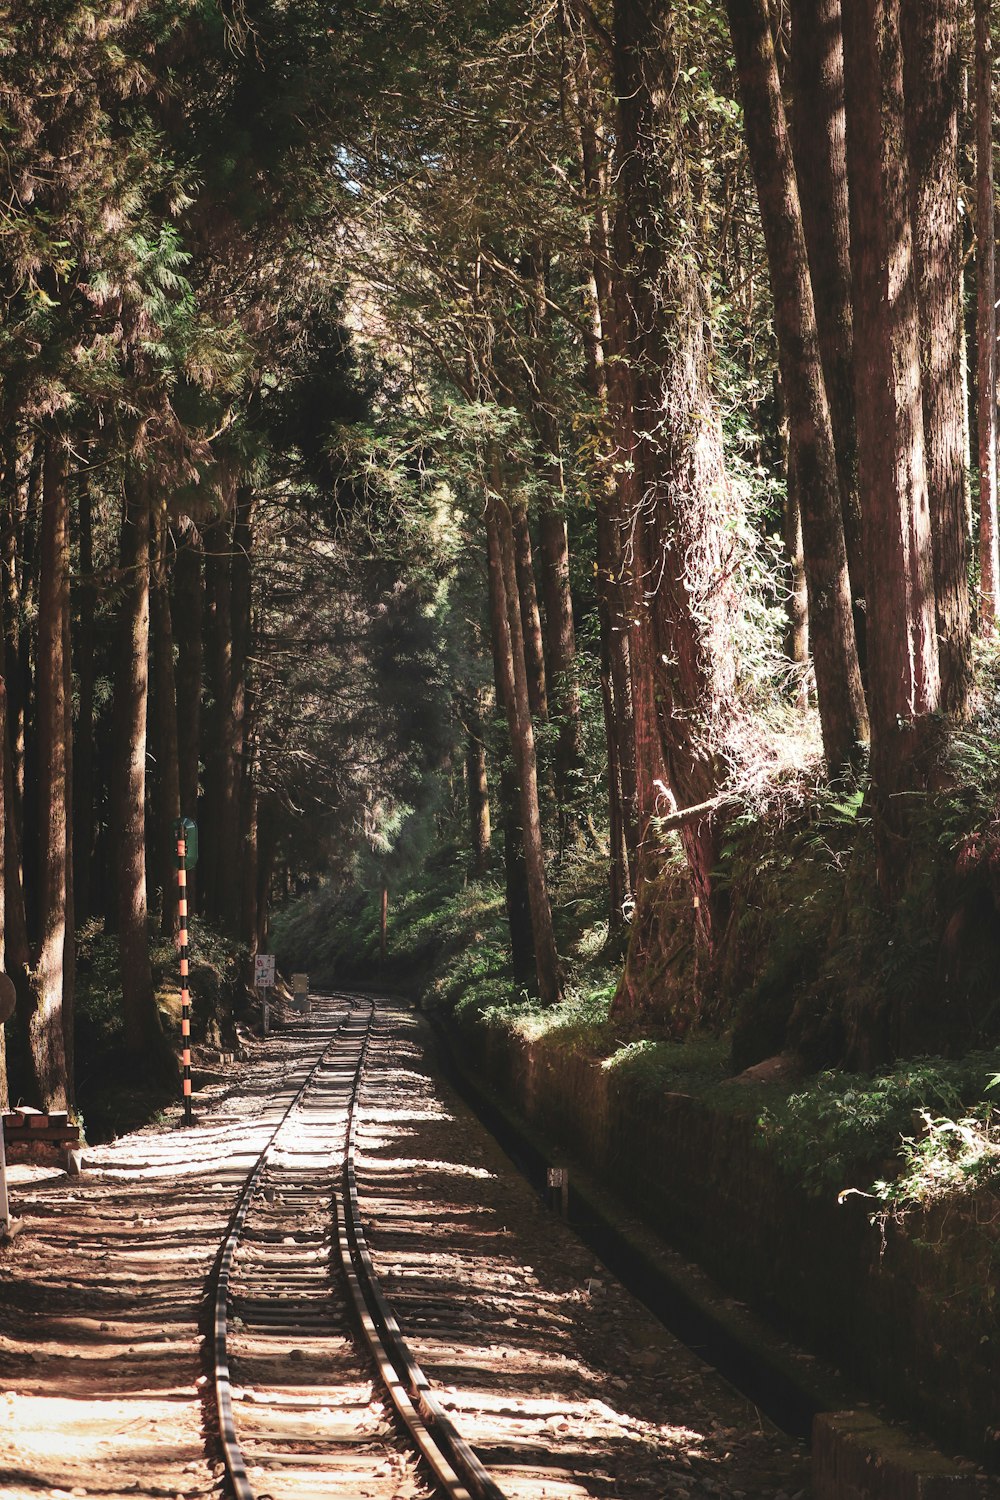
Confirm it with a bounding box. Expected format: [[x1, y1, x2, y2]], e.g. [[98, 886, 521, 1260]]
[[0, 1020, 343, 1500], [354, 1009, 810, 1500]]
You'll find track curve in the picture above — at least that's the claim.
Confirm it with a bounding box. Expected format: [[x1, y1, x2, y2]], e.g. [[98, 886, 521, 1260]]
[[208, 993, 508, 1500]]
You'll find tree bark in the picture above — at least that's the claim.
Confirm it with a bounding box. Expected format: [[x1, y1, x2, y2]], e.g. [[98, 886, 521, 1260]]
[[28, 434, 69, 1109], [842, 0, 941, 888], [152, 500, 182, 936], [62, 536, 75, 1109], [173, 523, 202, 911], [465, 695, 492, 877], [487, 492, 561, 1005], [610, 0, 740, 1024], [485, 533, 535, 985], [727, 0, 868, 773], [511, 503, 548, 720], [222, 488, 253, 935], [523, 246, 583, 818], [784, 458, 811, 710], [902, 0, 971, 716], [789, 0, 866, 654], [112, 474, 166, 1063], [0, 678, 7, 1113], [976, 0, 999, 632], [201, 517, 232, 922], [73, 466, 96, 921], [571, 20, 639, 908]]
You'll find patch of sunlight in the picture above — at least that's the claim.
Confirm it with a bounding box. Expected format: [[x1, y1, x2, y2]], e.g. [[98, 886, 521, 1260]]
[[357, 1155, 494, 1179]]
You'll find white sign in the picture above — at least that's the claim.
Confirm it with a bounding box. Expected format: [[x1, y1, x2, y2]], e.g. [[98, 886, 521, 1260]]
[[291, 973, 309, 995], [254, 954, 276, 988]]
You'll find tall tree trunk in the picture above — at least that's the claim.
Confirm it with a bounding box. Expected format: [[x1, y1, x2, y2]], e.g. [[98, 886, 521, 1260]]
[[785, 461, 811, 710], [152, 501, 182, 936], [19, 444, 41, 941], [611, 0, 740, 1024], [842, 0, 941, 890], [487, 492, 561, 1005], [201, 517, 232, 922], [976, 0, 999, 632], [73, 467, 96, 921], [727, 0, 868, 773], [173, 523, 202, 910], [524, 246, 583, 816], [571, 20, 639, 905], [62, 542, 75, 1109], [28, 434, 69, 1109], [0, 678, 7, 1113], [222, 488, 253, 936], [512, 503, 548, 719], [112, 475, 165, 1063], [789, 0, 866, 655], [466, 695, 492, 877], [902, 0, 971, 716], [537, 503, 582, 828], [484, 523, 535, 982], [240, 754, 259, 952]]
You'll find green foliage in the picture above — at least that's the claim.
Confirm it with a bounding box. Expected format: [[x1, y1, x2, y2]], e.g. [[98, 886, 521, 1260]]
[[756, 1054, 1000, 1198]]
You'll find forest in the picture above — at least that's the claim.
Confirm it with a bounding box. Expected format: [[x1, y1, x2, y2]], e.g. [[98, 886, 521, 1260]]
[[5, 0, 1000, 1172]]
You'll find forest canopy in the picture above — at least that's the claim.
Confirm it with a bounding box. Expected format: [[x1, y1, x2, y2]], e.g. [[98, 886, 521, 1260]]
[[4, 0, 1000, 1118]]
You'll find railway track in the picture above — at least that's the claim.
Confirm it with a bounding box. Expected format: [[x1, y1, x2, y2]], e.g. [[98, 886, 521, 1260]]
[[210, 993, 508, 1500]]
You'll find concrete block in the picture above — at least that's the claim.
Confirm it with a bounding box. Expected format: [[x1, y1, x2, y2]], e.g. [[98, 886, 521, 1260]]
[[813, 1412, 986, 1499]]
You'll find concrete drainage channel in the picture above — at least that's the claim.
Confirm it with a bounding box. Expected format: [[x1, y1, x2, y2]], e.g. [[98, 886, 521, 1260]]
[[423, 1009, 994, 1500]]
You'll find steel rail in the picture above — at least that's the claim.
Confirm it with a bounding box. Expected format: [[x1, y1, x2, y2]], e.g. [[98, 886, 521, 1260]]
[[338, 1005, 508, 1500], [209, 1000, 357, 1500], [209, 992, 508, 1500]]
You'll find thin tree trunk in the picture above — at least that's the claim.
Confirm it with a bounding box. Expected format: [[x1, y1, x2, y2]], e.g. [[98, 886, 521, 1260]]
[[976, 0, 999, 632], [523, 246, 583, 816], [112, 474, 165, 1063], [241, 756, 259, 951], [512, 503, 548, 719], [73, 466, 96, 921], [487, 492, 561, 1005], [201, 518, 232, 922], [173, 524, 202, 911], [255, 819, 276, 956], [727, 0, 868, 773], [28, 434, 69, 1109], [152, 501, 182, 936], [842, 0, 941, 890], [785, 460, 810, 710], [223, 488, 253, 935], [537, 503, 582, 827], [466, 696, 492, 877], [902, 0, 971, 716], [485, 530, 535, 983], [19, 444, 41, 940], [0, 678, 7, 1113], [62, 540, 75, 1109], [789, 0, 866, 654], [380, 884, 388, 962], [571, 22, 639, 899]]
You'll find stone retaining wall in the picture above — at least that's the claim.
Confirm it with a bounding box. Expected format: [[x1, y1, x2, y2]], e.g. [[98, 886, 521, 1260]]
[[459, 1017, 1000, 1467]]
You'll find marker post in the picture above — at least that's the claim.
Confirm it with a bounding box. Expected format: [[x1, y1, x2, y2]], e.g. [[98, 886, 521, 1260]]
[[176, 823, 192, 1126], [254, 954, 276, 1036]]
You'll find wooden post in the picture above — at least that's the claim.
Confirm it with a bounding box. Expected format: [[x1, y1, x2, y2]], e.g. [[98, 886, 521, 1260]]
[[177, 824, 192, 1126]]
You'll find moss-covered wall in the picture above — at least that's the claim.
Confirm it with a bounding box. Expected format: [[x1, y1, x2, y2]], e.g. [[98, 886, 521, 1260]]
[[459, 1016, 1000, 1467]]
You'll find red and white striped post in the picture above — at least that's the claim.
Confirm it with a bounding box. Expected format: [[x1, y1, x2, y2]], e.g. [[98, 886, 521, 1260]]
[[177, 823, 192, 1126]]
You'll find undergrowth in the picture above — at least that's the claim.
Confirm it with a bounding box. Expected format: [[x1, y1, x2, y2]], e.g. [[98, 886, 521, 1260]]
[[72, 915, 246, 1141], [273, 655, 1000, 1223]]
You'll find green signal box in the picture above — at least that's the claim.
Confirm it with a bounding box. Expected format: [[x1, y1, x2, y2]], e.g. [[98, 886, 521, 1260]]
[[175, 817, 199, 869]]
